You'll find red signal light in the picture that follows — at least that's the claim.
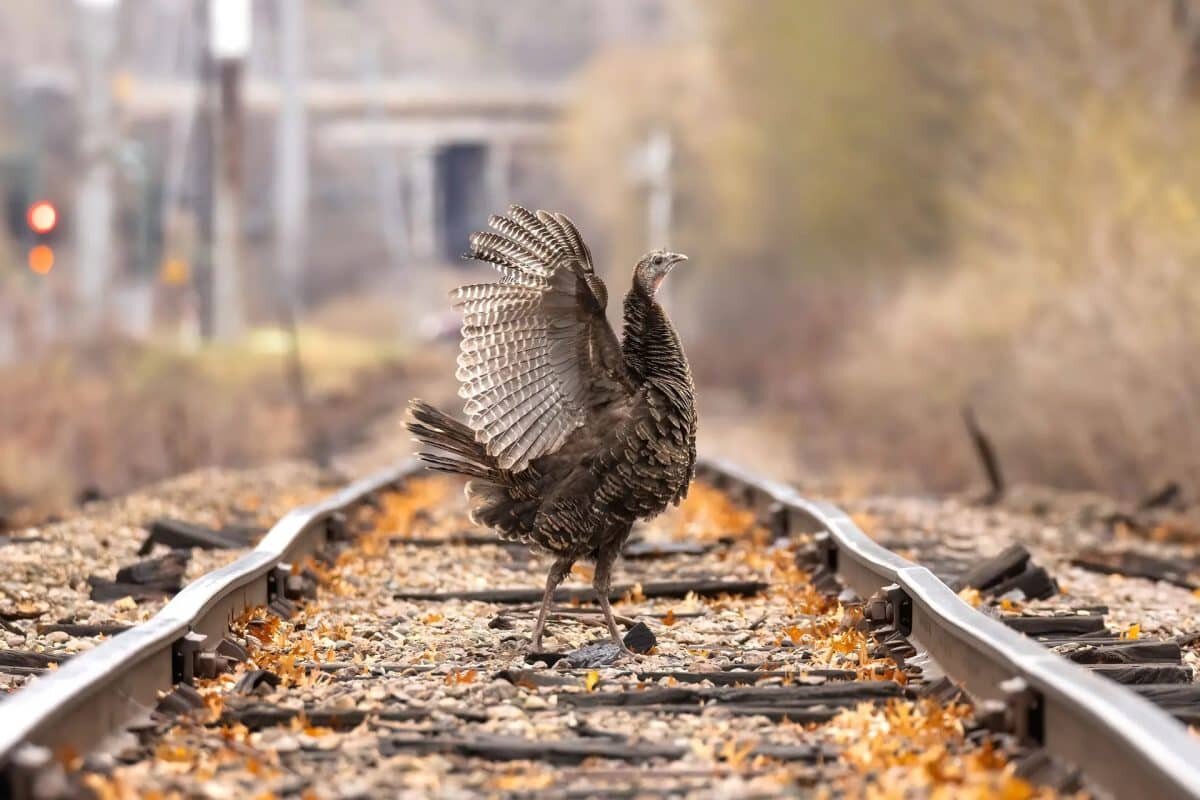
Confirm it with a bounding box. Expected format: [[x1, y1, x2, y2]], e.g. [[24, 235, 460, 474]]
[[27, 201, 57, 235]]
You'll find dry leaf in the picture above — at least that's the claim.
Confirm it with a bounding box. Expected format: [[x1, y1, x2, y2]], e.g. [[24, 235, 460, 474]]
[[445, 668, 477, 686], [662, 609, 677, 626], [584, 670, 601, 692], [999, 597, 1022, 612], [154, 744, 193, 763], [489, 769, 554, 791]]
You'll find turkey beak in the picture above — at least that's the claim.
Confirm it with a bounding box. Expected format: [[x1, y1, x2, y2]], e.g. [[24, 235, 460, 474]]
[[667, 253, 688, 269]]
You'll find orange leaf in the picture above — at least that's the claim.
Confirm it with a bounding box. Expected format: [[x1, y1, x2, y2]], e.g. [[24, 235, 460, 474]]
[[957, 587, 982, 608]]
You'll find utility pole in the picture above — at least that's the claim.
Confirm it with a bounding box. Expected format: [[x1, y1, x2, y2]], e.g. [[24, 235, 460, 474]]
[[644, 128, 673, 252], [274, 0, 306, 315], [363, 34, 409, 277], [74, 0, 118, 334], [208, 0, 250, 340], [631, 128, 675, 302], [272, 0, 329, 467]]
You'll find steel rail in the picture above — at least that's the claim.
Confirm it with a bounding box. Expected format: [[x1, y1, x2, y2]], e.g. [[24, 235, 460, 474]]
[[0, 460, 424, 788], [698, 457, 1200, 800], [3, 456, 1200, 798]]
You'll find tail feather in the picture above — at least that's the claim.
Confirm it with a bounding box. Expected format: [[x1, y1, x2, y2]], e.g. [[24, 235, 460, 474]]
[[406, 400, 503, 482], [406, 399, 541, 542]]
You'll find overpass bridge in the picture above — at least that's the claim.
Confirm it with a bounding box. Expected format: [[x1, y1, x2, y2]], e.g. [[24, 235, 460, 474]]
[[120, 77, 568, 263]]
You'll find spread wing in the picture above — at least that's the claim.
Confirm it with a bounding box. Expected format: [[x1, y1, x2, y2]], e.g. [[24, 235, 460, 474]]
[[453, 205, 631, 472]]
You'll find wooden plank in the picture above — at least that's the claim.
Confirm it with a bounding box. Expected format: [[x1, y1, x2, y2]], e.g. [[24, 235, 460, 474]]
[[1070, 551, 1199, 591], [1088, 663, 1193, 685], [1002, 615, 1108, 636], [34, 622, 132, 637], [957, 544, 1029, 592], [219, 702, 487, 730], [376, 733, 831, 764], [558, 681, 902, 708], [394, 579, 769, 604], [1053, 640, 1182, 665]]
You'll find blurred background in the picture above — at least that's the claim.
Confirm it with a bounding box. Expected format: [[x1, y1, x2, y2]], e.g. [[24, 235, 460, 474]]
[[2, 0, 1198, 521]]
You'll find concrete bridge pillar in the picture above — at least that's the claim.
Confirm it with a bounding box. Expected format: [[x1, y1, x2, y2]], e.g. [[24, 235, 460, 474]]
[[409, 145, 437, 263], [485, 142, 512, 210]]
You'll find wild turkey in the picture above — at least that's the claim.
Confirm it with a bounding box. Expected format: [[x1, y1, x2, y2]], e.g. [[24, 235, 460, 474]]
[[407, 205, 697, 655]]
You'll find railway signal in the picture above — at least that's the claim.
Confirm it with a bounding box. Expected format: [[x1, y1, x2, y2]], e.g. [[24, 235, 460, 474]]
[[26, 200, 58, 235], [24, 200, 60, 275]]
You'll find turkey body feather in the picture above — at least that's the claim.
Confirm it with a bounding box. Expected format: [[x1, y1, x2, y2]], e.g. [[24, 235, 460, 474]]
[[406, 205, 697, 654]]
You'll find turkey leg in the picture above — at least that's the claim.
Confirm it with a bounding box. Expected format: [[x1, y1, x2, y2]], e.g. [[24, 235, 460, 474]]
[[529, 555, 574, 652], [593, 549, 637, 657]]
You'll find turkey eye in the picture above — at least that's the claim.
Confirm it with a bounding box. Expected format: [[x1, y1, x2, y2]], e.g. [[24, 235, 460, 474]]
[[653, 255, 663, 266]]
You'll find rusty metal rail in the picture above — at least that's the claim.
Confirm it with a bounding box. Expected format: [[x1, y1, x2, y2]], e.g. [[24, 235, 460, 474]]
[[698, 458, 1200, 800], [0, 460, 425, 793], [3, 457, 1200, 799]]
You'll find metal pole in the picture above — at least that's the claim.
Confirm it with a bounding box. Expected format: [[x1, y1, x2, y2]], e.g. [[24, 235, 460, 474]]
[[272, 0, 329, 467], [644, 128, 674, 305], [274, 0, 306, 314], [645, 128, 673, 251], [74, 0, 118, 335], [209, 0, 250, 340], [363, 32, 409, 277]]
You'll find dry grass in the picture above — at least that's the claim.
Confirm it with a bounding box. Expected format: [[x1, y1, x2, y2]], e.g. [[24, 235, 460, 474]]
[[0, 334, 417, 522]]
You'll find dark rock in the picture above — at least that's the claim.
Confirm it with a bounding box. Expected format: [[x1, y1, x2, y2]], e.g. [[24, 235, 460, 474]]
[[565, 641, 621, 668], [524, 651, 568, 667], [623, 621, 656, 654], [233, 669, 281, 695]]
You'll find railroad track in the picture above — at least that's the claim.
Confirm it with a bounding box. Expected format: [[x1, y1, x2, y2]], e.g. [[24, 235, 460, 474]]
[[1, 459, 1199, 798]]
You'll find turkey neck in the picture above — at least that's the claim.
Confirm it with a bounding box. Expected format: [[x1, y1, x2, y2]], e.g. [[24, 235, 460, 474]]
[[621, 282, 693, 396]]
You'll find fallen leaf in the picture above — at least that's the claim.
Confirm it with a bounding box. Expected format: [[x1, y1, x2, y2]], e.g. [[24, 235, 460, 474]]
[[585, 670, 600, 692], [445, 668, 477, 686]]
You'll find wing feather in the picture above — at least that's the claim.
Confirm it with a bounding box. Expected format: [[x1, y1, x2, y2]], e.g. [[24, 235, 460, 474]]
[[456, 205, 631, 471]]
